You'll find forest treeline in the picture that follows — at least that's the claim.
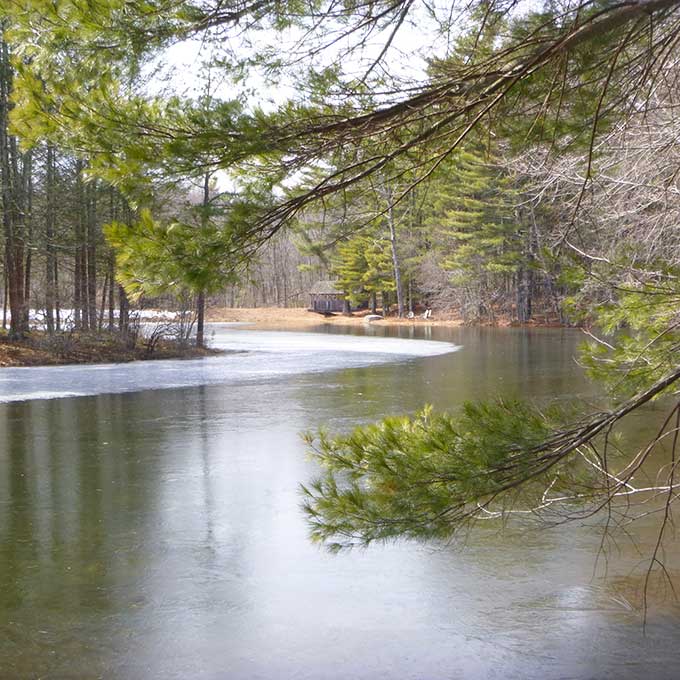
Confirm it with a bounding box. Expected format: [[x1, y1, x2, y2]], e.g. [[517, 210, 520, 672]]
[[3, 28, 567, 334], [240, 145, 571, 323], [1, 32, 232, 346], [0, 37, 134, 338], [0, 46, 639, 335], [2, 7, 678, 332], [3, 46, 676, 333]]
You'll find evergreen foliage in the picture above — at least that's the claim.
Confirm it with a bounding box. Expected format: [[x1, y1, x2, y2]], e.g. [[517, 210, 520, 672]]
[[437, 149, 520, 278], [332, 232, 395, 308], [104, 209, 237, 302], [302, 401, 571, 549]]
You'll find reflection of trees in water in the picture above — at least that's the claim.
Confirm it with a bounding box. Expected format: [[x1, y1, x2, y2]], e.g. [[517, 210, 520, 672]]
[[292, 327, 590, 426], [0, 387, 258, 673], [0, 401, 34, 611], [0, 392, 176, 674], [197, 385, 216, 550]]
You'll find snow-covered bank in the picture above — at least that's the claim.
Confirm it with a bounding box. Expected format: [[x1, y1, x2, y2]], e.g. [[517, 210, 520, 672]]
[[2, 308, 182, 329]]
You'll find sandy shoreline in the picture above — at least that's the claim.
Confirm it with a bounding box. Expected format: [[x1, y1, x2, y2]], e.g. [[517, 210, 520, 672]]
[[205, 306, 568, 328], [206, 306, 468, 328]]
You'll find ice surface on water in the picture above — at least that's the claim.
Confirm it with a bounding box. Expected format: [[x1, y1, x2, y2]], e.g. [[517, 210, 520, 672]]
[[213, 327, 455, 355], [0, 326, 459, 403]]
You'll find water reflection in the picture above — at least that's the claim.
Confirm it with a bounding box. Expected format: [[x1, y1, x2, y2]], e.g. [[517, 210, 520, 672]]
[[1, 325, 679, 678]]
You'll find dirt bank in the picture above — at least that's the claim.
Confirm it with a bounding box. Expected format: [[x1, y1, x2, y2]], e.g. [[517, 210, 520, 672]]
[[0, 332, 219, 368]]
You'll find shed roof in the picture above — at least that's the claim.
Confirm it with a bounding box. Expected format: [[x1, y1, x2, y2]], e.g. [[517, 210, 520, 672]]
[[309, 280, 344, 295]]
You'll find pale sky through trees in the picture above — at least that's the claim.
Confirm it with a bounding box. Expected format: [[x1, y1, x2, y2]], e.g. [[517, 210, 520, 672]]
[[145, 3, 456, 108]]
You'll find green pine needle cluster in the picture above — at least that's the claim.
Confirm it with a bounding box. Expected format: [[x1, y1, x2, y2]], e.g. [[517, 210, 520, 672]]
[[301, 400, 578, 551]]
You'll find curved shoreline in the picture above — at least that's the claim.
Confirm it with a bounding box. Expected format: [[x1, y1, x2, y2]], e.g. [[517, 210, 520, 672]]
[[2, 306, 568, 368]]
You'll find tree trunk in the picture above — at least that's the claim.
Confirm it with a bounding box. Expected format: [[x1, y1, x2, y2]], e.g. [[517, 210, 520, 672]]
[[22, 150, 33, 330], [119, 284, 129, 335], [0, 38, 28, 339], [54, 253, 60, 330], [382, 291, 390, 316], [45, 145, 56, 334], [74, 159, 84, 329], [87, 178, 97, 331], [516, 267, 532, 323], [108, 189, 116, 331], [196, 290, 205, 348], [2, 252, 7, 330], [108, 253, 115, 331], [98, 271, 108, 330], [386, 190, 405, 318], [195, 171, 211, 348]]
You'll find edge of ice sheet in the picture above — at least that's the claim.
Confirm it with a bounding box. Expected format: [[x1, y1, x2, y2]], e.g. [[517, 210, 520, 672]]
[[0, 328, 460, 403]]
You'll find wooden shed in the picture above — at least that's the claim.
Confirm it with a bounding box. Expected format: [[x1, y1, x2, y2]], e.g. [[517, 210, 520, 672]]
[[308, 280, 347, 313]]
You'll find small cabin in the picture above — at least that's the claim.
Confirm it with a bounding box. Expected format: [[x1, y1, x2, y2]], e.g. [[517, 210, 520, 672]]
[[308, 280, 347, 313]]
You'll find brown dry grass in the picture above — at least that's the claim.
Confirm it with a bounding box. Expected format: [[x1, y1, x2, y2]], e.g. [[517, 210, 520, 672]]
[[206, 306, 467, 328]]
